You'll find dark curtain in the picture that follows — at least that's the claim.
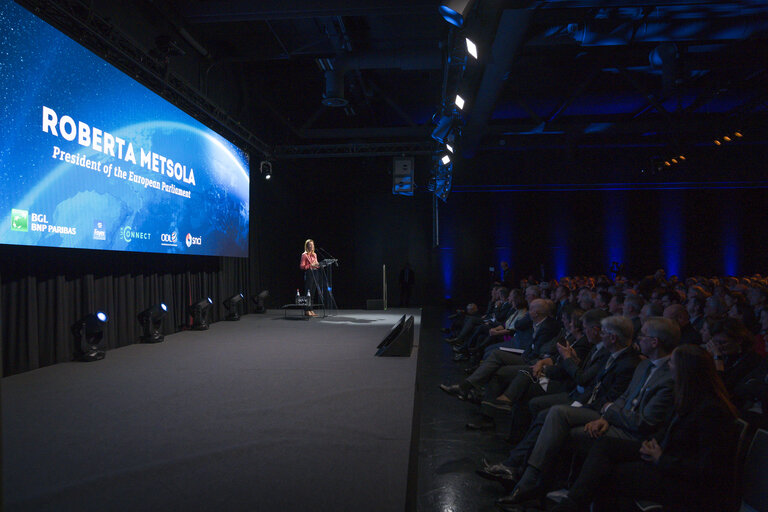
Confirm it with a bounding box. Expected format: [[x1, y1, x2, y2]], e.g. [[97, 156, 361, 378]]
[[1, 245, 253, 376]]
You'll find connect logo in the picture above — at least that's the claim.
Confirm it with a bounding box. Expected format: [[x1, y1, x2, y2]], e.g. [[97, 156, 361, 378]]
[[161, 230, 178, 247], [185, 232, 202, 247], [120, 225, 151, 243], [11, 209, 28, 232], [93, 221, 106, 241]]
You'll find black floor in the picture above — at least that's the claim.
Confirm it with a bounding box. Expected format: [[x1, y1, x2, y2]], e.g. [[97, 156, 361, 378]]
[[415, 306, 516, 512]]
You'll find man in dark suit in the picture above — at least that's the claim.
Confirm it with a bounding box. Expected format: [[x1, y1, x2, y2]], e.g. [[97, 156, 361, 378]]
[[664, 303, 701, 345], [498, 317, 679, 508], [440, 299, 560, 399]]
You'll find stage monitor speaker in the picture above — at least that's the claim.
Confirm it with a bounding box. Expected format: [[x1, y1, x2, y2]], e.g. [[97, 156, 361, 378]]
[[367, 299, 385, 310], [377, 315, 406, 349], [376, 315, 414, 357]]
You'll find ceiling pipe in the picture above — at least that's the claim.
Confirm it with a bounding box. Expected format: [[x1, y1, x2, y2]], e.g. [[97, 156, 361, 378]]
[[567, 18, 768, 46], [320, 49, 442, 107], [462, 8, 532, 157]]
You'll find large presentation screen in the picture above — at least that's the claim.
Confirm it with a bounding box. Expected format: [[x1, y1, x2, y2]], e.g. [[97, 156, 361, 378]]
[[0, 1, 249, 257]]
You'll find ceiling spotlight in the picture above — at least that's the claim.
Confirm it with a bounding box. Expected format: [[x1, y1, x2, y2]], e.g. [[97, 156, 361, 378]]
[[439, 0, 476, 27], [714, 139, 721, 145], [260, 160, 272, 180], [138, 303, 168, 343], [734, 131, 743, 138], [190, 297, 213, 330], [465, 37, 478, 59], [723, 136, 732, 142], [441, 154, 451, 165], [72, 311, 108, 361], [223, 292, 244, 321], [446, 143, 454, 153], [431, 113, 456, 144], [455, 94, 465, 110], [664, 161, 671, 167], [671, 158, 678, 164], [679, 155, 686, 160]]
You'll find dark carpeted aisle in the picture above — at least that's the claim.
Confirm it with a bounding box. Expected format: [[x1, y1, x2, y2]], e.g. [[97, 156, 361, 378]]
[[415, 305, 514, 512], [3, 310, 420, 512]]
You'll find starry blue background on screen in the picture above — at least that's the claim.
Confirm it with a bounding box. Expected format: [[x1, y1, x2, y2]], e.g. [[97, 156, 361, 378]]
[[0, 0, 250, 257]]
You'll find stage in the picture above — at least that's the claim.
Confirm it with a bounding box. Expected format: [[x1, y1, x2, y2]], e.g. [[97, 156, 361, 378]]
[[2, 309, 421, 512]]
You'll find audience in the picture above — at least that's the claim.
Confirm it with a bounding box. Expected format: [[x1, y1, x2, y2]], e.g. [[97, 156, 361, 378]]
[[438, 268, 768, 510]]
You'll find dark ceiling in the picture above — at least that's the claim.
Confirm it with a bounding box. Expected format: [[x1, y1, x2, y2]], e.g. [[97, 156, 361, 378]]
[[19, 0, 768, 178]]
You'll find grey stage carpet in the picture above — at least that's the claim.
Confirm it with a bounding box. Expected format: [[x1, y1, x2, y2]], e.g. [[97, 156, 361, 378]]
[[2, 309, 420, 512]]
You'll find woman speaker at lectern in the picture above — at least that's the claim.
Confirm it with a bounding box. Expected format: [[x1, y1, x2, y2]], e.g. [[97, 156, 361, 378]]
[[300, 239, 320, 317]]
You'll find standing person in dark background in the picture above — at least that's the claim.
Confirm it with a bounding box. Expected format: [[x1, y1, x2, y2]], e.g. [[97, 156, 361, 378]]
[[399, 262, 415, 307], [300, 238, 320, 317]]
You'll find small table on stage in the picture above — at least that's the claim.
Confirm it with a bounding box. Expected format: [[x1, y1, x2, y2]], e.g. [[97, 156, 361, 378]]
[[282, 304, 310, 319]]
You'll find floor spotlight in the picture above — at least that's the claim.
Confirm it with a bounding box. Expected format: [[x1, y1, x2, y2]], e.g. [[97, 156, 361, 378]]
[[72, 311, 108, 361], [138, 303, 168, 343], [223, 293, 244, 321], [190, 297, 213, 330], [252, 290, 269, 314]]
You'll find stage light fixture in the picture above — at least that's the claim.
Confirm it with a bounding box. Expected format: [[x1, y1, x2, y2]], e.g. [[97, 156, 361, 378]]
[[439, 0, 476, 27], [679, 155, 686, 160], [431, 114, 454, 144], [223, 292, 244, 321], [260, 160, 272, 180], [465, 37, 478, 59], [72, 311, 108, 361], [734, 131, 743, 138], [441, 154, 451, 165], [190, 297, 213, 330], [455, 94, 465, 110], [252, 290, 269, 314], [724, 135, 732, 142], [138, 303, 167, 343], [664, 161, 671, 167], [671, 158, 678, 164], [714, 139, 721, 145], [446, 143, 454, 153]]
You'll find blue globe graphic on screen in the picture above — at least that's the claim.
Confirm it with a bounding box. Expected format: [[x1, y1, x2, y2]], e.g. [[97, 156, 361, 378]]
[[2, 121, 249, 256]]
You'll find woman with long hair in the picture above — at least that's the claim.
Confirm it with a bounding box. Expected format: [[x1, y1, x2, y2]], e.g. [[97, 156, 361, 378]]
[[300, 239, 320, 317], [552, 344, 738, 512]]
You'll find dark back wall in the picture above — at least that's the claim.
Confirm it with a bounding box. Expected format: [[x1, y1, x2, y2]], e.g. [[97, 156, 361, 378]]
[[253, 157, 435, 310], [437, 186, 768, 303]]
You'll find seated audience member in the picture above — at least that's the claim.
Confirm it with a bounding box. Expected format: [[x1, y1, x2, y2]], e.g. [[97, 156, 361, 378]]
[[447, 287, 510, 346], [479, 314, 638, 493], [734, 357, 768, 425], [468, 289, 528, 356], [496, 317, 676, 508], [755, 308, 768, 357], [707, 317, 763, 396], [551, 344, 738, 512], [660, 289, 681, 308], [639, 302, 663, 326], [607, 292, 624, 316], [663, 303, 702, 345], [554, 285, 571, 321], [444, 302, 479, 335], [728, 300, 759, 334], [439, 299, 559, 399], [471, 307, 587, 433], [478, 286, 542, 357], [704, 294, 728, 321], [622, 294, 644, 338], [595, 291, 612, 312], [687, 295, 706, 331], [748, 285, 767, 316]]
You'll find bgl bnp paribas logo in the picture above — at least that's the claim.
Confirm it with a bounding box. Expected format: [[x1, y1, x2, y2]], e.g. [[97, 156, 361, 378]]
[[120, 225, 151, 243]]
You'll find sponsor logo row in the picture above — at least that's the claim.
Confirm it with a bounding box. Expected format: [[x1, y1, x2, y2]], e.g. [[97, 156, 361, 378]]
[[11, 208, 203, 249]]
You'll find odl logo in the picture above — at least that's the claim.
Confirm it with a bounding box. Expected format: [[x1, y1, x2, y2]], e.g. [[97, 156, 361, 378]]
[[185, 233, 202, 247], [161, 231, 178, 245]]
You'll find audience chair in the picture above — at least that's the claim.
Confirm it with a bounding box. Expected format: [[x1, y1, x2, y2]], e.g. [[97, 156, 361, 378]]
[[741, 428, 768, 512]]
